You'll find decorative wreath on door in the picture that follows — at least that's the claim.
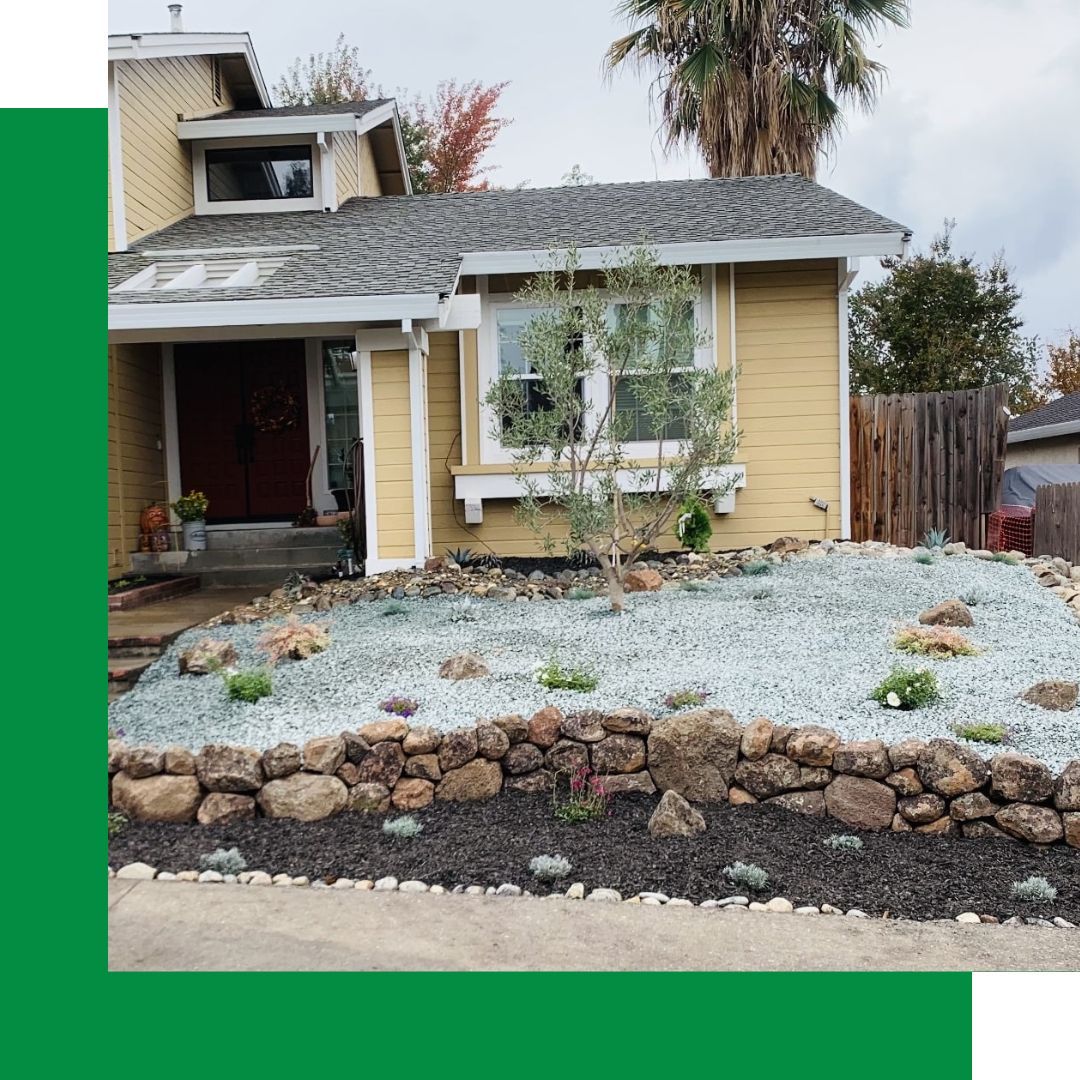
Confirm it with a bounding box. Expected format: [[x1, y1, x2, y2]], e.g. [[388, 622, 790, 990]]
[[250, 383, 301, 434]]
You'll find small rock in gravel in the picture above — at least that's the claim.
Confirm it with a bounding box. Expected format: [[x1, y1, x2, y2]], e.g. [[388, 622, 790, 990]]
[[249, 871, 273, 886], [176, 870, 199, 882], [955, 912, 981, 924], [979, 914, 999, 924], [665, 897, 693, 907], [223, 874, 238, 884], [1025, 917, 1055, 928], [485, 886, 497, 895], [718, 895, 750, 907], [564, 882, 585, 899], [639, 891, 670, 903], [495, 883, 522, 897], [765, 897, 794, 913], [116, 862, 157, 880], [329, 877, 352, 889], [699, 899, 720, 909], [586, 888, 622, 902], [1053, 917, 1076, 929], [748, 902, 767, 911], [293, 876, 310, 887], [821, 904, 843, 915], [722, 904, 749, 914], [464, 885, 485, 895], [272, 874, 293, 885], [373, 876, 398, 891], [400, 880, 429, 893], [1003, 916, 1023, 926], [847, 908, 869, 918], [429, 884, 446, 895], [156, 871, 177, 881], [198, 870, 224, 883], [108, 867, 115, 878], [355, 880, 374, 890]]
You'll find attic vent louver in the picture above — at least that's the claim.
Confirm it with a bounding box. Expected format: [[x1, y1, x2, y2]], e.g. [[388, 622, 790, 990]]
[[111, 256, 288, 292]]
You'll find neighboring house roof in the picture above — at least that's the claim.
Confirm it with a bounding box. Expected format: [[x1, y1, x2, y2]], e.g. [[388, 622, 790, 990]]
[[108, 174, 909, 309], [189, 99, 394, 121], [1008, 392, 1080, 443]]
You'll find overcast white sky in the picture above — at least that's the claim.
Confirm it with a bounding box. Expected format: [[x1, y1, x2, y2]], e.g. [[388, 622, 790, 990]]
[[109, 0, 1079, 348]]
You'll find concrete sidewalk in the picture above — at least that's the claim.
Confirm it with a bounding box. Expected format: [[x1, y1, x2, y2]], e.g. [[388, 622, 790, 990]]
[[107, 880, 1079, 972]]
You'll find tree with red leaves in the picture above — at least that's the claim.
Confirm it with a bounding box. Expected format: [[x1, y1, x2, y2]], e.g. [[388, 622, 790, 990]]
[[408, 80, 511, 193]]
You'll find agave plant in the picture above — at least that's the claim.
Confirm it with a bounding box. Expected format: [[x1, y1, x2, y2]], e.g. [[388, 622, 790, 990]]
[[446, 547, 474, 567], [921, 527, 950, 550]]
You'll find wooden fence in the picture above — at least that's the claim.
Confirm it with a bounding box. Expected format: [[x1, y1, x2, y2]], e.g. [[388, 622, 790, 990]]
[[849, 385, 1008, 548], [1034, 482, 1080, 562]]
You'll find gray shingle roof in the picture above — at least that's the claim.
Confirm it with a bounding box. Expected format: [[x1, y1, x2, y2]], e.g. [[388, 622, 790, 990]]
[[189, 98, 393, 121], [108, 174, 908, 304], [1010, 391, 1080, 433]]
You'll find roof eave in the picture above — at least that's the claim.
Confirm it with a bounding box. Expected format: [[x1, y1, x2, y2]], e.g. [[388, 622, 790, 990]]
[[458, 231, 910, 274], [1007, 418, 1080, 444]]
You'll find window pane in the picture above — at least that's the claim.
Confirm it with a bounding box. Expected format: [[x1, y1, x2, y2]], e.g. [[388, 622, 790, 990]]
[[613, 302, 695, 365], [206, 145, 313, 202], [615, 374, 689, 441], [322, 340, 358, 494], [496, 307, 581, 375]]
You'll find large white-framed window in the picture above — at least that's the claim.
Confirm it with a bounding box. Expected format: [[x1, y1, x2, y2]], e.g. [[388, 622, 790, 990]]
[[192, 134, 325, 215], [477, 274, 714, 464]]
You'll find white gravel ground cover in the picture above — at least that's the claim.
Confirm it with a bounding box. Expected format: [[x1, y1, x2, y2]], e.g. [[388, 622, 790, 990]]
[[109, 554, 1080, 770]]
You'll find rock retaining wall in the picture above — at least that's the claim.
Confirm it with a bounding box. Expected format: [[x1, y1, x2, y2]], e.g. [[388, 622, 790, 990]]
[[109, 709, 1080, 848]]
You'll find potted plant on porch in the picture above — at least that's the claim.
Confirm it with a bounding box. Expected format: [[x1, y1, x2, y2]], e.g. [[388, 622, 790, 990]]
[[171, 490, 209, 551]]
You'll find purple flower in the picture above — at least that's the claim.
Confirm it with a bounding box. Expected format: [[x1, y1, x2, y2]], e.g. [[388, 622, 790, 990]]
[[379, 694, 419, 718]]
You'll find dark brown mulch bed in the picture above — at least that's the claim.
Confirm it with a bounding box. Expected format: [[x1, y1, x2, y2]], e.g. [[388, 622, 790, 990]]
[[108, 794, 1079, 921]]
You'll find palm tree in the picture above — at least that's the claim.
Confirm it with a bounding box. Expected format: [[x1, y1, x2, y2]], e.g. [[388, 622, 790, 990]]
[[605, 0, 909, 178]]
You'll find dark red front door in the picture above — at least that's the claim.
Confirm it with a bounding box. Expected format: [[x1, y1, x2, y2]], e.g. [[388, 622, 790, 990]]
[[174, 341, 310, 523]]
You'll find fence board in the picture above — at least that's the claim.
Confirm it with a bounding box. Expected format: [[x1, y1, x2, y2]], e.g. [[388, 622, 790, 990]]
[[1033, 483, 1080, 563], [849, 385, 1007, 546]]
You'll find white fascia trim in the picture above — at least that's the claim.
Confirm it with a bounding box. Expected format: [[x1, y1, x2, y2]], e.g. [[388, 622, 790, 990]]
[[107, 34, 270, 106], [161, 344, 181, 514], [107, 63, 128, 251], [109, 293, 443, 331], [409, 346, 431, 563], [1007, 419, 1080, 444], [175, 101, 401, 142], [837, 257, 859, 540], [454, 464, 747, 501], [459, 232, 909, 275], [421, 292, 481, 332]]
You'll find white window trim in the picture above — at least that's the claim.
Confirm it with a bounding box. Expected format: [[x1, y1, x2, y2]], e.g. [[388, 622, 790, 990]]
[[477, 276, 714, 465], [192, 133, 325, 216]]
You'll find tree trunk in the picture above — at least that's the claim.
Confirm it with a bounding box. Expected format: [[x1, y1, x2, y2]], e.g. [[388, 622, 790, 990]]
[[605, 566, 625, 614]]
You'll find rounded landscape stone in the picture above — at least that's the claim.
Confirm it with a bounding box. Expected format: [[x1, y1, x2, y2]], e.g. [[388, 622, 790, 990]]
[[303, 735, 346, 775], [602, 707, 653, 736], [435, 758, 503, 801], [261, 742, 302, 779], [503, 742, 544, 775], [734, 753, 801, 798], [358, 718, 409, 743], [592, 733, 647, 774], [823, 774, 896, 831], [990, 752, 1053, 804], [196, 743, 263, 793], [786, 725, 841, 767], [527, 706, 564, 749], [257, 773, 348, 821], [358, 741, 405, 787], [438, 727, 479, 771], [403, 753, 441, 781], [917, 739, 990, 797], [476, 722, 511, 760], [994, 803, 1063, 843], [401, 725, 441, 755], [740, 716, 774, 761], [647, 708, 741, 802], [112, 772, 202, 823], [561, 710, 607, 743], [391, 777, 435, 810], [832, 739, 892, 780], [197, 792, 256, 826], [124, 746, 165, 779], [349, 782, 391, 813]]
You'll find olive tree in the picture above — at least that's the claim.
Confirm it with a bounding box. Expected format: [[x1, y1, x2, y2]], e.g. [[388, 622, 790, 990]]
[[484, 245, 738, 613]]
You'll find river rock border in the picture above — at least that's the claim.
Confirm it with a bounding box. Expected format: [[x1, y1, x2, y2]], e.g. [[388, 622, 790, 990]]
[[109, 709, 1080, 849]]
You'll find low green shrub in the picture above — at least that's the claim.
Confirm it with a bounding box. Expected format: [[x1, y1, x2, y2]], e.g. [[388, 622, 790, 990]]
[[380, 599, 409, 616], [566, 586, 596, 600], [225, 668, 272, 703], [198, 847, 247, 875], [870, 666, 939, 710], [382, 815, 423, 839], [912, 551, 935, 565], [552, 766, 611, 823], [991, 551, 1019, 565], [824, 834, 864, 852], [921, 528, 950, 550], [952, 721, 1006, 744], [1011, 875, 1057, 903], [676, 496, 713, 553], [747, 584, 773, 600], [534, 657, 598, 692], [108, 810, 127, 839], [893, 625, 980, 658], [724, 861, 769, 892], [678, 579, 710, 592], [741, 560, 771, 576], [664, 687, 710, 709], [447, 598, 479, 623]]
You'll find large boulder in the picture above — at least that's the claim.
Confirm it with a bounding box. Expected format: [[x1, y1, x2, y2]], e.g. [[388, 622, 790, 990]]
[[257, 773, 348, 821], [888, 739, 927, 770], [357, 741, 405, 787], [603, 772, 657, 796], [786, 725, 841, 767], [545, 739, 589, 774], [897, 793, 947, 824], [647, 709, 742, 802], [435, 759, 503, 802], [404, 753, 441, 781], [950, 792, 997, 820], [823, 775, 896, 831], [766, 790, 826, 817], [491, 714, 529, 743], [303, 735, 345, 776], [884, 768, 923, 796], [178, 638, 238, 675], [1022, 680, 1078, 711], [503, 742, 544, 775], [994, 803, 1063, 844], [1054, 760, 1080, 811], [990, 753, 1053, 803], [740, 717, 774, 762], [624, 568, 662, 592], [391, 778, 435, 811], [112, 772, 201, 822], [124, 746, 165, 779], [916, 739, 989, 797], [527, 707, 564, 749], [261, 742, 302, 779], [1064, 813, 1080, 848], [349, 782, 390, 813], [476, 723, 511, 760], [832, 740, 892, 780], [402, 726, 441, 755], [918, 599, 973, 628], [358, 718, 409, 743], [341, 731, 371, 764], [561, 711, 606, 743], [196, 744, 263, 793], [438, 727, 479, 771], [602, 708, 653, 736], [437, 651, 490, 680], [647, 790, 706, 837], [163, 746, 196, 775], [592, 734, 647, 774], [734, 753, 802, 799], [197, 792, 255, 826]]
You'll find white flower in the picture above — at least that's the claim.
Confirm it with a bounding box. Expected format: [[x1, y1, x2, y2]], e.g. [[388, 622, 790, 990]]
[[886, 691, 902, 708]]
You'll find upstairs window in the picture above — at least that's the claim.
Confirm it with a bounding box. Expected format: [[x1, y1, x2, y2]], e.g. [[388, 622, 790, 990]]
[[205, 145, 314, 202]]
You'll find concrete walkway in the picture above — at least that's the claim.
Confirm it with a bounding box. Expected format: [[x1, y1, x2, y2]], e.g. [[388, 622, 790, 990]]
[[108, 586, 262, 643], [107, 880, 1079, 972]]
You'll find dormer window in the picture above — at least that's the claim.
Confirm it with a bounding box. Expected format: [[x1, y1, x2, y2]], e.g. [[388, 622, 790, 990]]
[[205, 145, 314, 202]]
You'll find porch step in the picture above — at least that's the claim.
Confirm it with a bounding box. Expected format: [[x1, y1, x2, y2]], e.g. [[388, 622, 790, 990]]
[[108, 655, 155, 701], [179, 545, 341, 569], [186, 564, 339, 588], [206, 526, 342, 550]]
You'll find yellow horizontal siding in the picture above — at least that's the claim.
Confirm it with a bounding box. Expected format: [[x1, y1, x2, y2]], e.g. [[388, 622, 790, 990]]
[[371, 350, 414, 557], [108, 343, 166, 575]]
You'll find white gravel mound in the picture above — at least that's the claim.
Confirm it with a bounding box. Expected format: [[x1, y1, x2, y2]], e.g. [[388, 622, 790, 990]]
[[109, 554, 1080, 770]]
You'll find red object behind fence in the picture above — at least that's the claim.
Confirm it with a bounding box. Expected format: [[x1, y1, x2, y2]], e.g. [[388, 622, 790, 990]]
[[987, 505, 1035, 556]]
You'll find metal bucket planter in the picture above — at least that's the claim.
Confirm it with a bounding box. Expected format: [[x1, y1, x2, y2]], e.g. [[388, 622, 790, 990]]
[[181, 519, 207, 551]]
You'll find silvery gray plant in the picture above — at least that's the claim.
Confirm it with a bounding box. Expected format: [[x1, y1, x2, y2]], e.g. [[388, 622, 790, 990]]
[[1010, 875, 1057, 903], [529, 854, 573, 881], [448, 597, 479, 623], [382, 815, 423, 839], [197, 847, 247, 875], [824, 833, 864, 852], [724, 860, 769, 892]]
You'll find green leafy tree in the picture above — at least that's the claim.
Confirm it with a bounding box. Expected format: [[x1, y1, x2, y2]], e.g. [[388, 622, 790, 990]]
[[275, 33, 373, 106], [562, 164, 595, 186], [484, 246, 737, 613], [849, 222, 1039, 410], [605, 0, 909, 178]]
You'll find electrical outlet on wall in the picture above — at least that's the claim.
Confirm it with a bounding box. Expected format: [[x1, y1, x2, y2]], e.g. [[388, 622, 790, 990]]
[[810, 496, 829, 511]]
